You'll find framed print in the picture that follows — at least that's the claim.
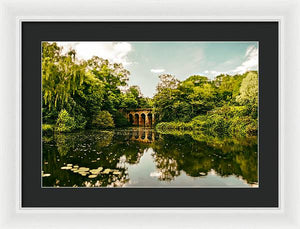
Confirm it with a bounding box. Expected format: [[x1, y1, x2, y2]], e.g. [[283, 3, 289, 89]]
[[2, 0, 300, 228], [42, 40, 260, 189], [22, 22, 278, 207]]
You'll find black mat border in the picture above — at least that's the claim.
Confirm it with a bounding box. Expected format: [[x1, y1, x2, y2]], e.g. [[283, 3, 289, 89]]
[[22, 22, 278, 207]]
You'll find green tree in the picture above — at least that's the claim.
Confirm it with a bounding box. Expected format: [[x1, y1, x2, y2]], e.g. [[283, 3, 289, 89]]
[[187, 83, 216, 116], [214, 73, 246, 105], [42, 42, 86, 109], [56, 109, 76, 132], [236, 71, 258, 117], [153, 71, 258, 138], [156, 74, 179, 92], [72, 71, 105, 126], [92, 111, 115, 129], [42, 42, 133, 130], [87, 56, 130, 114], [120, 85, 151, 109], [236, 71, 258, 106], [154, 88, 181, 122]]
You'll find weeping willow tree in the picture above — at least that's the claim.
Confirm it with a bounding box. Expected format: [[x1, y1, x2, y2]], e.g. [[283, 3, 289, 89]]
[[42, 42, 86, 109], [42, 42, 148, 131]]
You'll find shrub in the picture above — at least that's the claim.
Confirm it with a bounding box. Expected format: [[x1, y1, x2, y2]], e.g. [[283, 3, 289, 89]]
[[202, 114, 231, 137], [156, 105, 257, 138], [42, 124, 54, 135], [74, 114, 87, 130], [92, 111, 115, 129], [56, 109, 76, 132], [156, 121, 194, 131], [113, 111, 130, 127], [191, 115, 206, 130], [244, 118, 258, 137]]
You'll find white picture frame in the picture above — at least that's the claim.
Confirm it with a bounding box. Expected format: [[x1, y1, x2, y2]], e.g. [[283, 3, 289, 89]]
[[0, 0, 299, 228]]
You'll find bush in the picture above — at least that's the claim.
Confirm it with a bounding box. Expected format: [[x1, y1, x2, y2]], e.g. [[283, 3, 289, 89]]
[[92, 111, 115, 129], [156, 121, 194, 131], [191, 115, 206, 130], [74, 114, 87, 130], [113, 111, 130, 127], [42, 124, 54, 135], [202, 114, 231, 137], [230, 116, 257, 137], [56, 109, 76, 132], [156, 105, 257, 138]]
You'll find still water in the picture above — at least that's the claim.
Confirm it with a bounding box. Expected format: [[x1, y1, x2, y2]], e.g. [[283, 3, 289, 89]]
[[42, 128, 258, 187]]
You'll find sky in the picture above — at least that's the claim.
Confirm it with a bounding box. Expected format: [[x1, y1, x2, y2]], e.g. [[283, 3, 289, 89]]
[[56, 42, 258, 98]]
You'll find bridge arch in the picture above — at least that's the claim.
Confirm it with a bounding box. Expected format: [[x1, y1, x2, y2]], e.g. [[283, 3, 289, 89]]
[[129, 114, 134, 125], [126, 108, 155, 127], [147, 113, 153, 127], [140, 113, 146, 126], [134, 114, 139, 126]]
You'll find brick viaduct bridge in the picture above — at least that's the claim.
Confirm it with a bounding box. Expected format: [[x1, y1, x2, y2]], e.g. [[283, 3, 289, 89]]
[[125, 108, 155, 127]]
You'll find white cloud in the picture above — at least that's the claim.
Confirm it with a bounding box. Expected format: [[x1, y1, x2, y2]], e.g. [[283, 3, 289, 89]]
[[150, 69, 165, 74], [232, 45, 258, 74], [202, 45, 258, 78], [56, 42, 133, 66], [201, 70, 223, 79], [204, 70, 222, 75]]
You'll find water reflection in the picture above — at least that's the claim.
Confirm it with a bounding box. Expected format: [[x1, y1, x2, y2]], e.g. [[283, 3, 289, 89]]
[[129, 128, 156, 143], [42, 128, 258, 187]]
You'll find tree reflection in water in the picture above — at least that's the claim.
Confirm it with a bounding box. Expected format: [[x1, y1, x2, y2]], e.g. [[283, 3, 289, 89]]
[[42, 128, 258, 187]]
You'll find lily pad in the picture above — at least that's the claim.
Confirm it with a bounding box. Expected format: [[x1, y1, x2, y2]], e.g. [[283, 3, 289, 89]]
[[79, 172, 88, 176], [90, 169, 100, 175], [102, 169, 111, 174], [88, 175, 97, 178], [61, 166, 72, 170], [78, 167, 89, 172]]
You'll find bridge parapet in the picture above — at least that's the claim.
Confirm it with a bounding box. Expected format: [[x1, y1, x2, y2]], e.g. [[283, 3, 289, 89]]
[[126, 108, 153, 112]]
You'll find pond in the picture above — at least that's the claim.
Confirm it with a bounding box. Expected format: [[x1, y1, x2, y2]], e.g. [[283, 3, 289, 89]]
[[42, 128, 258, 188]]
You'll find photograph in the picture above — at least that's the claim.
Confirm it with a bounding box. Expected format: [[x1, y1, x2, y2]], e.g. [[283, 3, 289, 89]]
[[42, 41, 258, 188]]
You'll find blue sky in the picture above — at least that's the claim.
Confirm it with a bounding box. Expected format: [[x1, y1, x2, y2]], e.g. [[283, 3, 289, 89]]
[[57, 42, 258, 98]]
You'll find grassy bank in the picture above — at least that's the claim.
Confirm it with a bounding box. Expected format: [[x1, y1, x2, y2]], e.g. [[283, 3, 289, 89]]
[[156, 105, 257, 138]]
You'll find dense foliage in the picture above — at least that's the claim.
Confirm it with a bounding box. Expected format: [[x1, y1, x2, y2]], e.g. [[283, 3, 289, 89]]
[[56, 109, 77, 132], [42, 42, 149, 132], [42, 42, 258, 138], [92, 111, 115, 129], [154, 71, 258, 137]]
